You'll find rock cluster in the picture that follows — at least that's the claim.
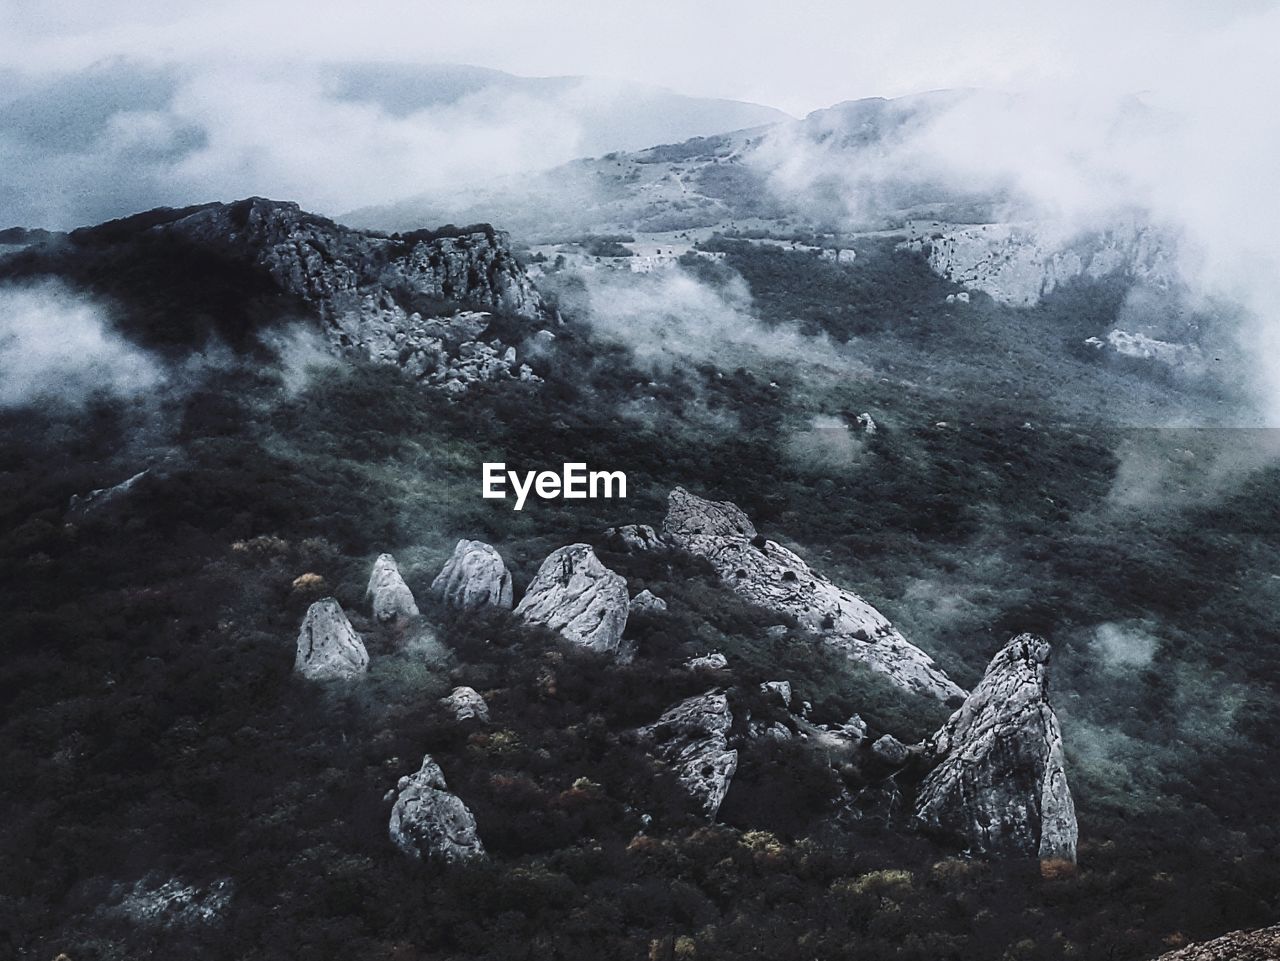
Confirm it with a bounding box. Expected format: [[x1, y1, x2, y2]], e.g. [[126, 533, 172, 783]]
[[294, 598, 369, 680], [388, 755, 486, 862], [640, 691, 738, 820], [366, 553, 419, 622], [661, 488, 964, 702], [155, 198, 549, 391], [513, 544, 629, 654], [914, 634, 1077, 861], [431, 539, 514, 610], [1153, 924, 1280, 960]]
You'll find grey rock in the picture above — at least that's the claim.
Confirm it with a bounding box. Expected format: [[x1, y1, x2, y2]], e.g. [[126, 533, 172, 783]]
[[366, 553, 419, 622], [760, 680, 793, 706], [686, 652, 728, 670], [629, 589, 668, 615], [294, 598, 369, 680], [513, 544, 629, 654], [603, 523, 665, 552], [1152, 924, 1280, 960], [871, 734, 909, 766], [640, 691, 738, 820], [914, 634, 1078, 861], [662, 488, 964, 701], [68, 469, 149, 517], [389, 755, 486, 862], [440, 686, 489, 722], [106, 876, 232, 928], [431, 539, 514, 610]]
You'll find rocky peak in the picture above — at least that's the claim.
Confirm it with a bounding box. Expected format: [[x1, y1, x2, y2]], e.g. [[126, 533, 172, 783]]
[[365, 553, 419, 622], [294, 598, 369, 680], [430, 539, 514, 610], [388, 755, 486, 862], [513, 544, 629, 655], [661, 488, 964, 702], [914, 634, 1077, 862]]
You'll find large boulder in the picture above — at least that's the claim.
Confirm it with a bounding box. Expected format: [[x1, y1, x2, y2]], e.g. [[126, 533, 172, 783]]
[[639, 691, 738, 820], [366, 553, 419, 622], [513, 544, 629, 654], [431, 539, 514, 610], [662, 488, 964, 702], [388, 755, 486, 862], [294, 598, 369, 680], [629, 589, 668, 615], [440, 686, 489, 722], [914, 634, 1077, 861], [1153, 924, 1280, 960]]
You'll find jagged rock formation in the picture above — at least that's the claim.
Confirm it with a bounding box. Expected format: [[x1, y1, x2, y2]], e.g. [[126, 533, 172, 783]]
[[440, 686, 489, 722], [1153, 924, 1280, 960], [430, 539, 514, 610], [629, 589, 668, 615], [294, 598, 369, 680], [640, 691, 738, 820], [68, 469, 149, 517], [152, 198, 548, 390], [388, 755, 485, 861], [661, 488, 964, 702], [513, 544, 629, 654], [914, 634, 1077, 861], [603, 523, 666, 553], [365, 553, 419, 622], [901, 219, 1177, 307]]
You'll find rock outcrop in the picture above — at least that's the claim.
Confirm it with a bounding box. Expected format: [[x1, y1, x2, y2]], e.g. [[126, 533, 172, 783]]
[[365, 553, 419, 622], [662, 488, 964, 702], [640, 691, 738, 820], [603, 523, 666, 553], [1152, 924, 1280, 960], [440, 686, 489, 722], [431, 539, 514, 610], [629, 589, 668, 615], [914, 634, 1077, 861], [152, 198, 548, 391], [686, 652, 728, 670], [513, 544, 629, 654], [68, 469, 149, 517], [388, 755, 485, 861], [294, 598, 369, 680]]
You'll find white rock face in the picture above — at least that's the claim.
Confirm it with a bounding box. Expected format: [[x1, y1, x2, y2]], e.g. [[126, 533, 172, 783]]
[[629, 589, 668, 615], [389, 755, 486, 862], [430, 539, 514, 610], [914, 634, 1078, 861], [901, 219, 1176, 307], [513, 544, 629, 654], [662, 488, 964, 702], [640, 691, 738, 820], [365, 553, 419, 622], [603, 523, 666, 552], [440, 686, 489, 722], [294, 598, 369, 680]]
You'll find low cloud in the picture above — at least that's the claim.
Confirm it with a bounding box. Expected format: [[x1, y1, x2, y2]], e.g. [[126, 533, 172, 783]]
[[0, 280, 163, 407]]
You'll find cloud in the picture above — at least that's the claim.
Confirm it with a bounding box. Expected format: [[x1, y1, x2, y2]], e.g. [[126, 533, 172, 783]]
[[0, 280, 163, 407]]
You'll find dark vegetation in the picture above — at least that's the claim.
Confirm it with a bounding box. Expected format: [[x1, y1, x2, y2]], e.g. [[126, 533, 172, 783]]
[[1, 232, 1278, 960]]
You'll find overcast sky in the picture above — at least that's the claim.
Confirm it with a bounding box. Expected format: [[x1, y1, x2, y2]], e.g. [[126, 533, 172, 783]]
[[1, 0, 1273, 115]]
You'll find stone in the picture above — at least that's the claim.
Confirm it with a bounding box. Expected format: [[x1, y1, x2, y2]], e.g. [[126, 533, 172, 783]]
[[871, 734, 909, 766], [106, 876, 233, 928], [366, 553, 419, 622], [760, 680, 793, 706], [914, 634, 1077, 861], [686, 652, 728, 670], [389, 755, 485, 862], [430, 539, 514, 610], [855, 412, 877, 434], [440, 686, 489, 722], [68, 469, 149, 516], [603, 523, 665, 552], [1152, 924, 1280, 960], [629, 589, 668, 615], [662, 488, 964, 701], [294, 598, 368, 680], [640, 691, 738, 820], [513, 544, 629, 654]]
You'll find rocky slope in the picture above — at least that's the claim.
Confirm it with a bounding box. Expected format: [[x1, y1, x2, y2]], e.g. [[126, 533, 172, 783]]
[[914, 634, 1077, 861], [1151, 924, 1280, 960], [660, 488, 965, 702]]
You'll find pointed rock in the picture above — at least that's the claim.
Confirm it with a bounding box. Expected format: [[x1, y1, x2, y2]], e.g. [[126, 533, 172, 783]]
[[388, 755, 485, 862], [366, 553, 419, 622], [440, 686, 489, 722], [914, 634, 1077, 861], [513, 544, 629, 654], [430, 539, 514, 610], [629, 589, 668, 615], [294, 598, 369, 680], [662, 488, 964, 702], [639, 691, 738, 820]]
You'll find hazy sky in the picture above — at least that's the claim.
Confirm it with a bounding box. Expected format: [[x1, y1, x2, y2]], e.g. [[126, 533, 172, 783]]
[[1, 0, 1272, 115]]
